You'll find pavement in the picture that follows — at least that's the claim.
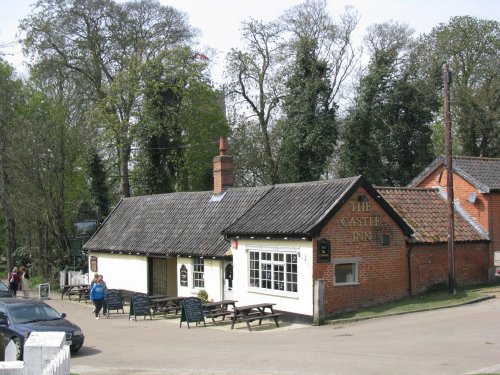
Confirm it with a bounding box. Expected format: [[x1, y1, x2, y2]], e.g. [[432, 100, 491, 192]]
[[39, 288, 500, 375]]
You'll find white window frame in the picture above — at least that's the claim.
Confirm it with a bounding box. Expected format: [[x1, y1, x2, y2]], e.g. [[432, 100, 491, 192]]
[[333, 257, 360, 286], [193, 257, 204, 288], [247, 246, 298, 295]]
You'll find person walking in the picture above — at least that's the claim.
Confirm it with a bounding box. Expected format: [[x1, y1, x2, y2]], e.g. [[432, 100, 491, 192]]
[[8, 267, 21, 297], [90, 273, 99, 314], [100, 274, 109, 318], [90, 276, 107, 319]]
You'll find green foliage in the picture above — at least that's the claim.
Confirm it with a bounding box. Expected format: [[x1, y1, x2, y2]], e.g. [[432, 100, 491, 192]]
[[132, 48, 229, 194], [340, 23, 437, 186], [87, 149, 110, 218], [197, 289, 209, 303], [423, 16, 499, 157], [279, 38, 337, 182]]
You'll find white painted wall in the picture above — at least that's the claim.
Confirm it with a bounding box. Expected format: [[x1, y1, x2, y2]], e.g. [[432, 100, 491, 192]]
[[89, 253, 148, 293], [232, 239, 314, 316], [177, 257, 224, 301]]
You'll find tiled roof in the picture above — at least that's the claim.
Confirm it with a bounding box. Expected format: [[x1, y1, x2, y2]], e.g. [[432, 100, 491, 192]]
[[222, 176, 413, 238], [377, 187, 487, 243], [409, 156, 500, 192], [83, 187, 271, 257]]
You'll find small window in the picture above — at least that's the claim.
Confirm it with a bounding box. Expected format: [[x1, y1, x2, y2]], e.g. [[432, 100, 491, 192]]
[[193, 258, 204, 288], [382, 234, 390, 246], [335, 263, 357, 285]]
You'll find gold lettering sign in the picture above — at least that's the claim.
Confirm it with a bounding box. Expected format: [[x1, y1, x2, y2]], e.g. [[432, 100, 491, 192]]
[[341, 198, 381, 242]]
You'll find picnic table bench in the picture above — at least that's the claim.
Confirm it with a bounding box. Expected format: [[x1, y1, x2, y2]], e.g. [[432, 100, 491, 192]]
[[202, 300, 237, 325], [150, 296, 185, 317], [61, 285, 90, 302], [230, 303, 282, 331]]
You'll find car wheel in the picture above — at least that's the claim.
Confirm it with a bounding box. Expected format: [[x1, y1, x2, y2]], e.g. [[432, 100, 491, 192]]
[[12, 337, 23, 360], [70, 343, 82, 353]]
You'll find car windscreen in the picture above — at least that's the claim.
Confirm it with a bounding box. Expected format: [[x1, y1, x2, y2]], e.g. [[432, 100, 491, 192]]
[[0, 282, 9, 292], [10, 304, 62, 324]]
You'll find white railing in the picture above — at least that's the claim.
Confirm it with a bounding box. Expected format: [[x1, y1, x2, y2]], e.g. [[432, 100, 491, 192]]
[[0, 332, 70, 375]]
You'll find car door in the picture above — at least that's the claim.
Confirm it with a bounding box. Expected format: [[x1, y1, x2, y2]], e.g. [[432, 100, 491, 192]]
[[0, 305, 10, 348]]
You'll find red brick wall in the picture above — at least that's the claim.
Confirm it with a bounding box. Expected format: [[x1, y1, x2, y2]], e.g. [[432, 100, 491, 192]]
[[314, 187, 409, 315], [417, 165, 490, 233], [416, 165, 499, 272], [410, 242, 489, 294], [488, 194, 500, 268]]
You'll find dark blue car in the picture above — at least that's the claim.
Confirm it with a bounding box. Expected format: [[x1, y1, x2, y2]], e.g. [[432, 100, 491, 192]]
[[0, 298, 84, 359], [0, 281, 14, 298]]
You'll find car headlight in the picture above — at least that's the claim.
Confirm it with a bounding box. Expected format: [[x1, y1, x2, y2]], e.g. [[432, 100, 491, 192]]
[[73, 330, 83, 336]]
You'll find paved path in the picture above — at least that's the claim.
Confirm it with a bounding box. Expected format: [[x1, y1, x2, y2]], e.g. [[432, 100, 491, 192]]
[[44, 292, 500, 375]]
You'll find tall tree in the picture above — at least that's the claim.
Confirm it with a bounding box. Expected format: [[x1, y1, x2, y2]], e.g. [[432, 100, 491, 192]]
[[21, 0, 197, 197], [132, 48, 229, 194], [87, 149, 110, 220], [225, 1, 359, 186], [422, 16, 499, 157], [0, 59, 22, 272], [279, 38, 337, 182], [224, 19, 285, 185], [340, 22, 437, 186]]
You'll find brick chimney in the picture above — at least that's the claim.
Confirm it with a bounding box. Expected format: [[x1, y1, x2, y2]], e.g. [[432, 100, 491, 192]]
[[213, 136, 233, 194]]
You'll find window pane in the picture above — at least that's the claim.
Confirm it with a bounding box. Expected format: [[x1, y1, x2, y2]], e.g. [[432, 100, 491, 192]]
[[335, 263, 355, 284], [248, 249, 298, 293]]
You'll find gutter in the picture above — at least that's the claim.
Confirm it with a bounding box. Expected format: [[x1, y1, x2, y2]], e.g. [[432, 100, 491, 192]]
[[407, 243, 413, 297]]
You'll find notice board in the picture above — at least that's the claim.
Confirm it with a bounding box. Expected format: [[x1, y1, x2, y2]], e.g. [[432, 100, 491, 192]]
[[129, 293, 151, 321], [180, 297, 206, 328], [106, 289, 124, 313]]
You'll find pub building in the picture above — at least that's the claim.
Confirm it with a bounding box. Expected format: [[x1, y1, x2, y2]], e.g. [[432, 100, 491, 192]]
[[83, 139, 499, 323]]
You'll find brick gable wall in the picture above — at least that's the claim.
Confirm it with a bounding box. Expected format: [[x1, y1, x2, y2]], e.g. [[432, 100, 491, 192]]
[[314, 187, 409, 315], [416, 164, 499, 275]]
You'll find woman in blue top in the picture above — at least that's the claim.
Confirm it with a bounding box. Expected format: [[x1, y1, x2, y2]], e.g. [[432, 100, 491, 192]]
[[90, 276, 107, 319]]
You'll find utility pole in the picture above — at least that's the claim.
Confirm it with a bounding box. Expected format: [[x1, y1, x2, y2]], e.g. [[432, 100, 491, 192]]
[[443, 63, 456, 295]]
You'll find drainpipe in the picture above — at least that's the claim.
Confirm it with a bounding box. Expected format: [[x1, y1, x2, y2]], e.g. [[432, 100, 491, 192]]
[[407, 243, 413, 297]]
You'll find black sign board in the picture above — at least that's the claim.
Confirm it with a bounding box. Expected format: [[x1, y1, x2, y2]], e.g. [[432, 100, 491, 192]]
[[180, 264, 188, 287], [317, 239, 331, 263], [39, 283, 50, 299], [129, 293, 152, 321], [180, 297, 206, 328], [106, 289, 124, 314]]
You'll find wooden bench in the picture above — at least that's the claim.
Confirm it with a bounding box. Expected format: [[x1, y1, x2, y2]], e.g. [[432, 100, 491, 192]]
[[78, 288, 90, 303], [238, 313, 283, 326], [230, 303, 281, 331]]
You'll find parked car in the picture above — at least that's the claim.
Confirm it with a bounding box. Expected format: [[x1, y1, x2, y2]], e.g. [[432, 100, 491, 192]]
[[0, 298, 84, 360], [0, 281, 14, 298]]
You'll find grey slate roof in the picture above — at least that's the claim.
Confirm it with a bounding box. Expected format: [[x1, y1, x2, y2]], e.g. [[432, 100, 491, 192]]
[[83, 187, 271, 257], [222, 176, 413, 238], [409, 156, 500, 193], [85, 176, 413, 257]]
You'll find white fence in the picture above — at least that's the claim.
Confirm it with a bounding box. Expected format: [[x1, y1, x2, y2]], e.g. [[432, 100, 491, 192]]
[[0, 332, 70, 375]]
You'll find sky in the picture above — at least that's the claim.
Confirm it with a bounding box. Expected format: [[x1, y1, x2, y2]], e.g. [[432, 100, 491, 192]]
[[0, 0, 498, 82]]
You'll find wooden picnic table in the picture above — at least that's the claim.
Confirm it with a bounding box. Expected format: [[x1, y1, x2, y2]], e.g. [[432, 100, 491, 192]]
[[202, 300, 237, 325], [150, 296, 185, 317], [230, 303, 282, 331], [61, 284, 90, 302]]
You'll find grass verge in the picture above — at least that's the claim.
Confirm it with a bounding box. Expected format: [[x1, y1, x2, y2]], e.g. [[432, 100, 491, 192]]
[[325, 284, 499, 323]]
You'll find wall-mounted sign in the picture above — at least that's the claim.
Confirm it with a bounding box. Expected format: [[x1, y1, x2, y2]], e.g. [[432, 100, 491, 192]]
[[180, 264, 188, 287], [90, 256, 98, 273], [317, 239, 331, 263]]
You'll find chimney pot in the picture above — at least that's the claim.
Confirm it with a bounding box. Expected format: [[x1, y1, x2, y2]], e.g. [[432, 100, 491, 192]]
[[219, 136, 227, 156]]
